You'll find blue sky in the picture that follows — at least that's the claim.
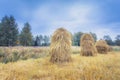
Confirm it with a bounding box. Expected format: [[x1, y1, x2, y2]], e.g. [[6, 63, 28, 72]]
[[0, 0, 120, 40]]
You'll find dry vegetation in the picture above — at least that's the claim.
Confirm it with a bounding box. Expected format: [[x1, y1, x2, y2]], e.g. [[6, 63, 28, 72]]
[[49, 28, 72, 63], [0, 46, 120, 80], [80, 33, 97, 56], [0, 47, 49, 63], [95, 40, 109, 54]]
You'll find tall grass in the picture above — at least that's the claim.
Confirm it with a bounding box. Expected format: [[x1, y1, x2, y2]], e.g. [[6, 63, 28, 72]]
[[0, 47, 49, 63], [0, 46, 120, 80], [112, 46, 120, 51], [0, 51, 120, 80]]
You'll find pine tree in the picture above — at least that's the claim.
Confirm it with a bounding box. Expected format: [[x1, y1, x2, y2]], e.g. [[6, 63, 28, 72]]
[[39, 35, 43, 46], [0, 23, 2, 46], [43, 35, 50, 46], [34, 36, 40, 46], [19, 22, 33, 46], [0, 15, 18, 46]]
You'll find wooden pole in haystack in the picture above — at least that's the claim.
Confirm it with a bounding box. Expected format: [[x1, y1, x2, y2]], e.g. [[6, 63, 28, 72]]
[[49, 28, 72, 63]]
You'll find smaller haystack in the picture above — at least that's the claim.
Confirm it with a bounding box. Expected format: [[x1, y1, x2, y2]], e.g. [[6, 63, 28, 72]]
[[108, 46, 113, 52], [95, 40, 109, 54], [80, 33, 97, 56], [49, 28, 72, 63]]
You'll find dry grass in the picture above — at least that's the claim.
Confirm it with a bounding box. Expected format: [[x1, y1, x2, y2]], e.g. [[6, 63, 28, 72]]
[[0, 49, 120, 80], [0, 47, 49, 63], [112, 46, 120, 51], [95, 40, 109, 54], [49, 28, 72, 63], [80, 33, 97, 56], [108, 46, 113, 52]]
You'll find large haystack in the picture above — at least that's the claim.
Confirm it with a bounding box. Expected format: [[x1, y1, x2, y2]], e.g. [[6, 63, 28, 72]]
[[95, 40, 109, 54], [80, 33, 97, 56], [49, 28, 72, 63]]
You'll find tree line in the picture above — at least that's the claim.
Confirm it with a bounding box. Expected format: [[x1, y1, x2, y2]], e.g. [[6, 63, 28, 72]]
[[0, 15, 50, 46], [0, 15, 120, 46]]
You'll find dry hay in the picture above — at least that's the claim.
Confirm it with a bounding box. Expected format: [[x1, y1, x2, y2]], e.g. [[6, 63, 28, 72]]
[[108, 46, 113, 52], [95, 40, 109, 54], [80, 33, 97, 56], [49, 28, 72, 63]]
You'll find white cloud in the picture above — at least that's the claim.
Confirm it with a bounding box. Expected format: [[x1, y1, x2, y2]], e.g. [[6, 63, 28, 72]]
[[17, 2, 120, 40]]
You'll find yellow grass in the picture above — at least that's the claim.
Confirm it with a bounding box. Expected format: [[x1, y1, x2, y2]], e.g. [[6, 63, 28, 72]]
[[0, 47, 120, 80]]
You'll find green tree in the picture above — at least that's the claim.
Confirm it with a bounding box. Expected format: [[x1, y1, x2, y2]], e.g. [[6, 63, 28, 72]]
[[90, 32, 97, 42], [34, 35, 40, 46], [39, 35, 43, 46], [103, 35, 113, 45], [33, 35, 49, 46], [19, 22, 33, 46], [0, 23, 2, 45], [115, 35, 120, 46], [43, 35, 50, 46], [0, 15, 18, 46], [73, 32, 83, 46]]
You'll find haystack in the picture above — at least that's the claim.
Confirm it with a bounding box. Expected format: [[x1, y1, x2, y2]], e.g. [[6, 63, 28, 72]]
[[108, 46, 113, 52], [95, 40, 109, 54], [80, 33, 97, 56], [49, 28, 72, 63]]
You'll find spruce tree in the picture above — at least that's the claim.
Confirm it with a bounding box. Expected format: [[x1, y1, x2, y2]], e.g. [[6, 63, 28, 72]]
[[19, 22, 33, 46], [0, 15, 18, 46]]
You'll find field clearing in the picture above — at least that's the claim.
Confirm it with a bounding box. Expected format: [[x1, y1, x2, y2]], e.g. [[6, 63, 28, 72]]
[[0, 47, 120, 80]]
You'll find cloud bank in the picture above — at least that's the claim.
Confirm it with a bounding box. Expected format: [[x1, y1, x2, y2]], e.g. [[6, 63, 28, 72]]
[[0, 0, 120, 40]]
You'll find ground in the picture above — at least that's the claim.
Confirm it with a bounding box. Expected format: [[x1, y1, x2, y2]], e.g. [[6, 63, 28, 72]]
[[0, 47, 120, 80]]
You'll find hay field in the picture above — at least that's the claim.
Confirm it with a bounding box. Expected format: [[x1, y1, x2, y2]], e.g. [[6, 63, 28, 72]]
[[0, 46, 120, 80]]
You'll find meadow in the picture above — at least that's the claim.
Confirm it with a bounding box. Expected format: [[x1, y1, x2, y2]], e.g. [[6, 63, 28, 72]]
[[0, 46, 120, 80]]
